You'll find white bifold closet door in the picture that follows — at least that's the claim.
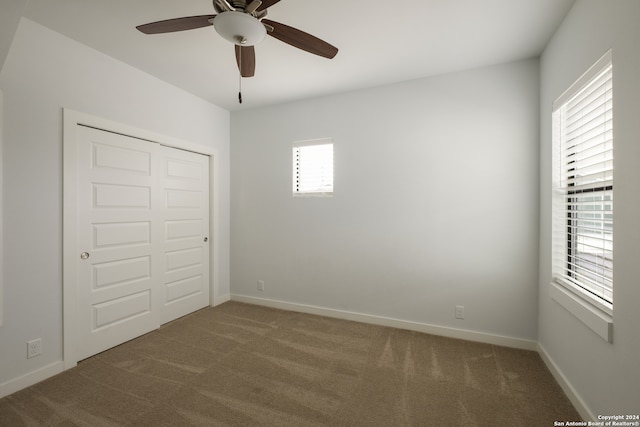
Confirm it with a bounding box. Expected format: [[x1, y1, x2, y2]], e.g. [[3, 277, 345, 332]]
[[75, 125, 209, 361]]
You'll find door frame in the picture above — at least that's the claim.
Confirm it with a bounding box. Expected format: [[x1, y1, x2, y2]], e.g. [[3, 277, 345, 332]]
[[62, 109, 221, 369]]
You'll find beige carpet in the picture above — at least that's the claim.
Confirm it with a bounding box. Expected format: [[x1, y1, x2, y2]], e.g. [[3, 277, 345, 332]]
[[0, 301, 580, 426]]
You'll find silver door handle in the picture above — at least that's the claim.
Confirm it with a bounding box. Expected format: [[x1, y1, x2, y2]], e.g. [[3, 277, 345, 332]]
[[80, 252, 90, 260]]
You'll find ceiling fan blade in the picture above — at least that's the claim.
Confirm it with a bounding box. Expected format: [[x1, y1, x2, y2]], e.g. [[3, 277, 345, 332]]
[[257, 0, 281, 11], [235, 45, 256, 77], [136, 15, 216, 34], [262, 19, 338, 59]]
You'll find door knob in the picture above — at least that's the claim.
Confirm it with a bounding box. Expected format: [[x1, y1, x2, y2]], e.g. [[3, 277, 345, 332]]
[[203, 237, 208, 242], [80, 252, 90, 260]]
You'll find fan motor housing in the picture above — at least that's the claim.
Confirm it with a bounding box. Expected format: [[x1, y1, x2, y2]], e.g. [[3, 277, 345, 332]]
[[213, 11, 267, 46]]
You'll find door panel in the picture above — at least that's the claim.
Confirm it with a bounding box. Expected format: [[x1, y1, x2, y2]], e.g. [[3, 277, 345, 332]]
[[93, 290, 151, 330], [166, 247, 202, 266], [160, 146, 210, 324], [92, 221, 151, 248], [93, 184, 151, 208], [91, 142, 151, 174], [76, 126, 162, 361], [166, 219, 203, 241], [166, 276, 203, 303], [92, 256, 151, 289]]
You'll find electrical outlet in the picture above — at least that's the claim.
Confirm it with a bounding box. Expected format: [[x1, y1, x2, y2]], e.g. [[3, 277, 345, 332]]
[[257, 280, 265, 291], [27, 338, 42, 359], [455, 306, 465, 320]]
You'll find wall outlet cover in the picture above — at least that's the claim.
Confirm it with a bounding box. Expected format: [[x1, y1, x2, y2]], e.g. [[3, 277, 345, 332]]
[[27, 338, 42, 358]]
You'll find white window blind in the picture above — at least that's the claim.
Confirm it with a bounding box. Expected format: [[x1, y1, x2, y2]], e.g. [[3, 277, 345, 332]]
[[553, 52, 613, 305], [293, 139, 333, 196]]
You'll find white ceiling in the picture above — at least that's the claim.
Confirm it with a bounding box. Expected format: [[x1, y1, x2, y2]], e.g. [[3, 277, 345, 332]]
[[22, 0, 575, 111]]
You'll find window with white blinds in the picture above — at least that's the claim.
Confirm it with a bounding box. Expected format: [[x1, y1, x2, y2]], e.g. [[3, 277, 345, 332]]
[[553, 51, 613, 306], [293, 139, 333, 196]]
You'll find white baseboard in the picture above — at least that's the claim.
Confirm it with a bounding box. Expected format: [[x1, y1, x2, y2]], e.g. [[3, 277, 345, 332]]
[[537, 343, 594, 421], [230, 294, 538, 351], [0, 361, 65, 399]]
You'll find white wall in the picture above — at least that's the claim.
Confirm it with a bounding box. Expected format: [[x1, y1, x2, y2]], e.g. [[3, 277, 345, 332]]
[[539, 0, 640, 418], [231, 58, 540, 343], [0, 18, 230, 392], [0, 0, 27, 70]]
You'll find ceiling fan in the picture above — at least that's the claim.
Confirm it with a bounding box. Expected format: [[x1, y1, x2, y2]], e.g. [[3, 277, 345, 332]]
[[136, 0, 338, 80]]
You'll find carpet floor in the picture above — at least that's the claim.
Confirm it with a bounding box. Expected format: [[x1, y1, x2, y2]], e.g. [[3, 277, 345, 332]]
[[0, 301, 580, 426]]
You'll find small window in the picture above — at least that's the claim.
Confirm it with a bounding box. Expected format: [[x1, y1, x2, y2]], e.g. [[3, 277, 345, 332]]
[[552, 51, 613, 309], [292, 138, 333, 196]]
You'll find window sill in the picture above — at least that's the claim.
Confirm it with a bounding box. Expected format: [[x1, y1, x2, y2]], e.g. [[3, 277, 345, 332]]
[[293, 192, 333, 198], [549, 281, 613, 343]]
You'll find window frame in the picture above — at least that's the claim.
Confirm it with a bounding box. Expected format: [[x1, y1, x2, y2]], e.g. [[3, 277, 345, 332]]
[[292, 138, 334, 197], [552, 50, 614, 317]]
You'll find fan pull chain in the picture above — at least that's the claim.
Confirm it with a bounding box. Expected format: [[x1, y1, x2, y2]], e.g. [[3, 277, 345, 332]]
[[238, 48, 243, 104]]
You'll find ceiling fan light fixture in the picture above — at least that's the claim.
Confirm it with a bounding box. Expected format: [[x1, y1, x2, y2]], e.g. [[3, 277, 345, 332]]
[[213, 11, 266, 46]]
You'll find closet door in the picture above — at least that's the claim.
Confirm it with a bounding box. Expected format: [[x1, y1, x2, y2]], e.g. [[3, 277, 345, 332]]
[[75, 126, 163, 360], [160, 146, 210, 324]]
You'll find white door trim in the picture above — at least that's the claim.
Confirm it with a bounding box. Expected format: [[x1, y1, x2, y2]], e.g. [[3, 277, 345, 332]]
[[0, 90, 4, 327], [62, 108, 220, 369]]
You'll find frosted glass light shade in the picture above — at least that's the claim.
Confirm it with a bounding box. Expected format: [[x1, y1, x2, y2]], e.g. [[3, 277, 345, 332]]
[[213, 11, 266, 46]]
